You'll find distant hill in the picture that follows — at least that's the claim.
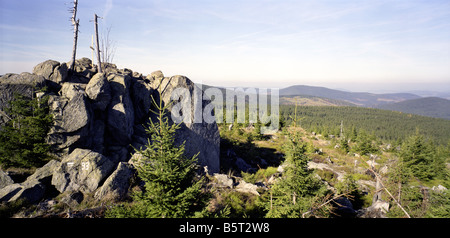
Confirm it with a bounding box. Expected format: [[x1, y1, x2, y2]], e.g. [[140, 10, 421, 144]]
[[280, 94, 356, 106], [280, 85, 420, 107], [404, 90, 450, 100], [377, 97, 450, 120]]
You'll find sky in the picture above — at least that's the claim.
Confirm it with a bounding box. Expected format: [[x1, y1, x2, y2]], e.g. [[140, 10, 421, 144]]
[[1, 0, 449, 92]]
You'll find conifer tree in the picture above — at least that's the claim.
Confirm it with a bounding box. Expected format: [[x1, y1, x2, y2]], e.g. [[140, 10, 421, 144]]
[[400, 131, 435, 181], [107, 88, 205, 218], [252, 119, 262, 140], [0, 93, 52, 168], [264, 128, 326, 218], [354, 129, 378, 155]]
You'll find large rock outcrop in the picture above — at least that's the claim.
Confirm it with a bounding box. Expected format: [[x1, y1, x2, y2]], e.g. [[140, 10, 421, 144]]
[[37, 58, 220, 172], [0, 58, 220, 205], [151, 75, 221, 173]]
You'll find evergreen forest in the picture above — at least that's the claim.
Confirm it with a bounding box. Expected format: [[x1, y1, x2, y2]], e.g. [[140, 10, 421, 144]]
[[279, 105, 450, 145]]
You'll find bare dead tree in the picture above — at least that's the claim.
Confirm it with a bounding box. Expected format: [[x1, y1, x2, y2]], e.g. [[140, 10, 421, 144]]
[[101, 26, 117, 64], [367, 166, 411, 218], [93, 14, 102, 73], [69, 0, 80, 71]]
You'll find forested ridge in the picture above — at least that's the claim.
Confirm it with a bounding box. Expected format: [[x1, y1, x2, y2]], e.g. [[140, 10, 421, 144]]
[[280, 105, 450, 145], [376, 97, 450, 120]]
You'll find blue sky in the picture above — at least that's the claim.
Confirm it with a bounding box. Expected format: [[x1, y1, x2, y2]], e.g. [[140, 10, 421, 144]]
[[1, 0, 449, 92]]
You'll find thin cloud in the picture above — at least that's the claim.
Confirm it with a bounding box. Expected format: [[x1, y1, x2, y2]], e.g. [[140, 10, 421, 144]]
[[102, 0, 113, 20], [1, 0, 449, 91]]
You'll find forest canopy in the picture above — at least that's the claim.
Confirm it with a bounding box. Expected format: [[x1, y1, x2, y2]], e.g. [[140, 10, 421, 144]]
[[279, 105, 450, 145]]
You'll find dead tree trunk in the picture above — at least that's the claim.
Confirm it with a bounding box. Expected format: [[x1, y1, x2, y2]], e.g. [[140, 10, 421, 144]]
[[372, 175, 382, 204], [69, 0, 79, 71], [369, 167, 411, 218], [371, 157, 382, 204], [94, 14, 103, 73]]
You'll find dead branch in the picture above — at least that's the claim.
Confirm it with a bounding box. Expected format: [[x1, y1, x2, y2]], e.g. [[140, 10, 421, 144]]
[[0, 109, 12, 121], [368, 167, 411, 218], [100, 26, 116, 64], [302, 192, 352, 218]]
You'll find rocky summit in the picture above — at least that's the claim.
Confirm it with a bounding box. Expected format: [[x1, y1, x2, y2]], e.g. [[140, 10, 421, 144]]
[[0, 58, 220, 205]]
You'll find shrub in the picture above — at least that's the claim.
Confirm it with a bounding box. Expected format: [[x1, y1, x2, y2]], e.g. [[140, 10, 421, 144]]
[[0, 93, 52, 169], [242, 166, 278, 184]]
